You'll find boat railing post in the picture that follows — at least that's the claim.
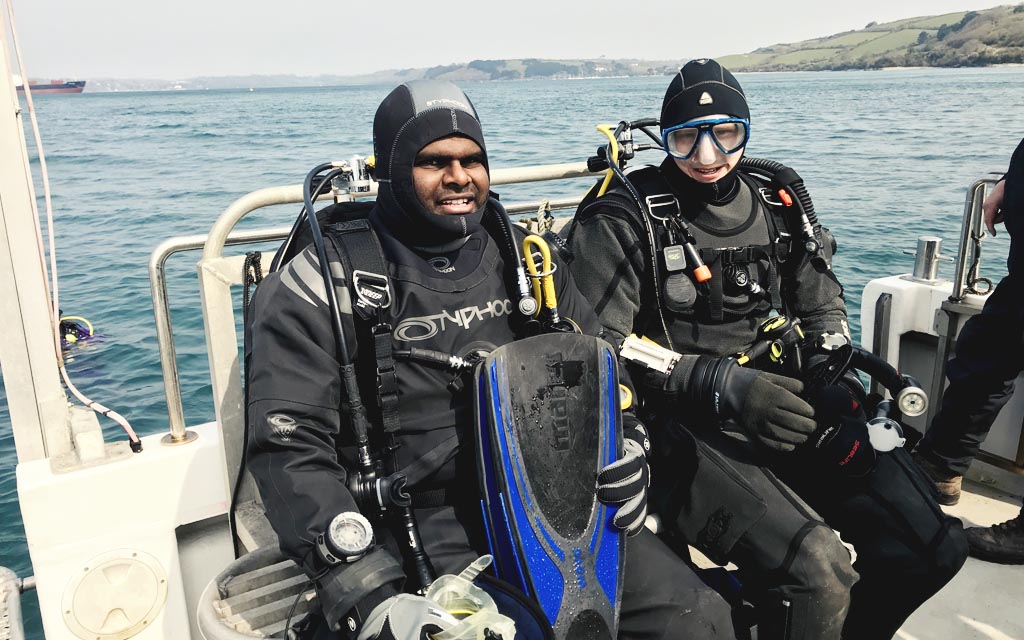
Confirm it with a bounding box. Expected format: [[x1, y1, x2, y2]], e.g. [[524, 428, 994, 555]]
[[950, 175, 1002, 302], [149, 227, 293, 445]]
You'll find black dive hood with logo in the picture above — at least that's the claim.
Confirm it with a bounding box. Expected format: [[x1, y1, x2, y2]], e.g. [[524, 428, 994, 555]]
[[660, 58, 751, 206], [372, 80, 489, 246]]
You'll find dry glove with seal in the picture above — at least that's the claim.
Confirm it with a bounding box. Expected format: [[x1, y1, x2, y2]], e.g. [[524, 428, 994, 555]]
[[689, 356, 817, 452], [596, 420, 650, 536]]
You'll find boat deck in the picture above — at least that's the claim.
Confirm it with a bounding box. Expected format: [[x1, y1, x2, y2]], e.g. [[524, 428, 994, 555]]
[[899, 460, 1024, 640]]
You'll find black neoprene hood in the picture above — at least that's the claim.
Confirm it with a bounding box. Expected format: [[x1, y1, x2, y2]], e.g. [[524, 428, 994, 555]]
[[661, 58, 750, 129], [371, 80, 489, 245]]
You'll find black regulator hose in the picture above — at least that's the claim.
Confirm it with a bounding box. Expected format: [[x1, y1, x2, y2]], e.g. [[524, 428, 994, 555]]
[[604, 152, 676, 350], [302, 164, 436, 591], [848, 347, 928, 418], [740, 157, 823, 257], [740, 157, 819, 227], [483, 197, 538, 318]]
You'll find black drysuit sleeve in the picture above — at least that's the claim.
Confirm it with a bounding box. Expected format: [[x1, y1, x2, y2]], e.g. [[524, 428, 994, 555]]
[[245, 246, 403, 621]]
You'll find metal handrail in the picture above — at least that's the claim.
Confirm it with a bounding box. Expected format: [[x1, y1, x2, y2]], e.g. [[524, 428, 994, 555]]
[[950, 173, 1004, 302], [153, 162, 600, 442], [149, 226, 291, 442]]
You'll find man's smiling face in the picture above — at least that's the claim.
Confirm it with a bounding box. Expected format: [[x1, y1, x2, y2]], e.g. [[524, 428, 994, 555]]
[[412, 135, 489, 216]]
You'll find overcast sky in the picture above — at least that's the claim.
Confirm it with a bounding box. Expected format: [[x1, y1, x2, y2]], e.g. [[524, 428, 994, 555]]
[[7, 0, 1012, 80]]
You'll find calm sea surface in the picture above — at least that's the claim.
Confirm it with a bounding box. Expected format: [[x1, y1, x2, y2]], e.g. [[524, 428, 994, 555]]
[[1, 68, 1023, 636]]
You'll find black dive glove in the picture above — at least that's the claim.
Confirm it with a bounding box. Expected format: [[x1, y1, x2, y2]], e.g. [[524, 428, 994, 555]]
[[596, 419, 651, 536], [689, 356, 817, 453], [803, 383, 877, 478]]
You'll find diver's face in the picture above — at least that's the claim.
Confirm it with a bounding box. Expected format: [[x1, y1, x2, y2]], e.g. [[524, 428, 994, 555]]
[[672, 114, 744, 184], [413, 136, 489, 216]]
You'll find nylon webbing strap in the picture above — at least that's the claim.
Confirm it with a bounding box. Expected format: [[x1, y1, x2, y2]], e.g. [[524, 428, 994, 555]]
[[704, 249, 725, 321], [768, 258, 782, 309], [326, 220, 402, 436]]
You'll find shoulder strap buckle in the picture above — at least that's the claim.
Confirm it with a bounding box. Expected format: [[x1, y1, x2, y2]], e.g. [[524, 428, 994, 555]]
[[644, 193, 680, 221], [352, 270, 392, 315]]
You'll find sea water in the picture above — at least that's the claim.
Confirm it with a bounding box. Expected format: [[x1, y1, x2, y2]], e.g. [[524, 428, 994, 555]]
[[1, 67, 1022, 637]]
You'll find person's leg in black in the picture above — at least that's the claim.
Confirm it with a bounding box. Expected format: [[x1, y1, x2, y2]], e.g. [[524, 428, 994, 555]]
[[782, 448, 968, 639], [915, 275, 1024, 504], [652, 426, 858, 640], [619, 529, 738, 639]]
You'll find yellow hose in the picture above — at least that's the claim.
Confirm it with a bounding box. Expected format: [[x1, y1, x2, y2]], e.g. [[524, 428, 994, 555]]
[[522, 235, 557, 316], [596, 124, 620, 197]]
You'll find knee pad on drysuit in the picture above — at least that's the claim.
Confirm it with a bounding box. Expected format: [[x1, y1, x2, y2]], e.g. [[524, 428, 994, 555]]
[[754, 523, 857, 640]]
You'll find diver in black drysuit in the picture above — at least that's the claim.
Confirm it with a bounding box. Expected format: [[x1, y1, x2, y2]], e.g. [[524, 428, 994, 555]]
[[567, 59, 968, 639], [246, 80, 736, 639]]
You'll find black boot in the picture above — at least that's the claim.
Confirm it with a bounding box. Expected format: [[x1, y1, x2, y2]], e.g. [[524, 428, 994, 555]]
[[966, 507, 1024, 564]]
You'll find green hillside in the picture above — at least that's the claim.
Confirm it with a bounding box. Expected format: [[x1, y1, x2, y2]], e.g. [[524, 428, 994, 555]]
[[718, 4, 1024, 71]]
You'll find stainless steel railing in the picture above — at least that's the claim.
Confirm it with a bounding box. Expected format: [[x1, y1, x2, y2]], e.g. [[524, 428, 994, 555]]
[[926, 172, 1007, 430], [149, 226, 291, 443], [950, 173, 1005, 302]]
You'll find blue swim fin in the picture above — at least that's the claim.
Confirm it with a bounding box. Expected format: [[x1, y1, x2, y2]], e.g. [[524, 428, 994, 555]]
[[476, 333, 624, 639]]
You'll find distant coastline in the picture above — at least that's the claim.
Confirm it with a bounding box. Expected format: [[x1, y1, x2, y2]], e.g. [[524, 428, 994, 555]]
[[76, 5, 1024, 93]]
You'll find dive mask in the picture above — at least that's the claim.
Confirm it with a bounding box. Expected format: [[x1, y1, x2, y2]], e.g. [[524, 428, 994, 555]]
[[662, 117, 750, 160]]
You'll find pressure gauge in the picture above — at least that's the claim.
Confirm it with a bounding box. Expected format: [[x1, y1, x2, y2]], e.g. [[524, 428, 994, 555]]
[[316, 511, 374, 566]]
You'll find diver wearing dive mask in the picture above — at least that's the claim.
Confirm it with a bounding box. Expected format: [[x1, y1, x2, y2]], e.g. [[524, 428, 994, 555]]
[[569, 58, 968, 640]]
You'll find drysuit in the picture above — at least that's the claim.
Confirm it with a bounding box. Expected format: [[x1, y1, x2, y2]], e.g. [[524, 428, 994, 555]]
[[568, 153, 968, 639], [246, 80, 736, 639]]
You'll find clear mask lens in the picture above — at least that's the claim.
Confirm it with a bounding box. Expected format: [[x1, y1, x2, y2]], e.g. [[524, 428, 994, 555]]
[[663, 119, 749, 159]]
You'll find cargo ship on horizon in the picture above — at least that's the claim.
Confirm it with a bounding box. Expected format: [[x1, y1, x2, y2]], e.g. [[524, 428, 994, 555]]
[[15, 79, 86, 94]]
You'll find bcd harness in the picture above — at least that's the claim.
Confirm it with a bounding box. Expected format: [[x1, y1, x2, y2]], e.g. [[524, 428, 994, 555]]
[[572, 159, 835, 330], [247, 201, 405, 478]]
